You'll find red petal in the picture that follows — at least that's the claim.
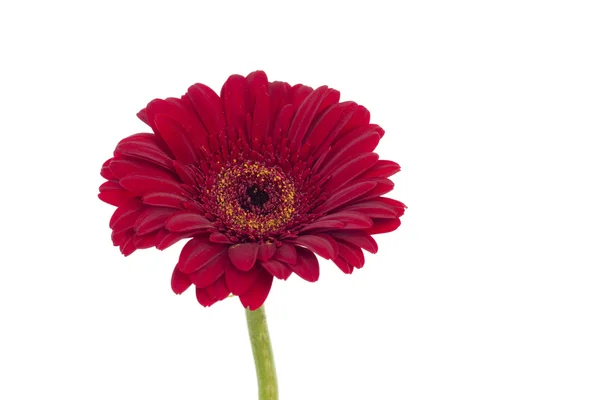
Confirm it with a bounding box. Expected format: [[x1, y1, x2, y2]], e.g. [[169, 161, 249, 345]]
[[273, 242, 297, 264], [322, 152, 379, 192], [366, 218, 402, 235], [205, 277, 230, 303], [288, 86, 336, 148], [313, 181, 377, 214], [289, 247, 320, 282], [267, 81, 291, 128], [333, 257, 354, 274], [142, 192, 188, 209], [173, 161, 197, 186], [109, 199, 143, 232], [380, 197, 407, 212], [171, 265, 192, 294], [221, 74, 251, 145], [114, 133, 174, 170], [98, 182, 135, 207], [134, 207, 174, 235], [257, 242, 277, 261], [111, 229, 128, 246], [178, 238, 227, 274], [360, 160, 401, 179], [195, 287, 217, 307], [292, 234, 338, 260], [165, 212, 213, 232], [304, 103, 345, 158], [153, 113, 198, 164], [271, 104, 295, 152], [119, 174, 182, 195], [99, 180, 123, 193], [133, 232, 159, 249], [156, 232, 197, 250], [340, 199, 400, 218], [318, 129, 381, 178], [137, 108, 149, 125], [224, 262, 261, 296], [101, 159, 116, 180], [239, 268, 274, 310], [340, 104, 370, 135], [330, 232, 378, 254], [145, 97, 210, 154], [120, 236, 136, 256], [311, 102, 363, 161], [228, 242, 259, 271], [187, 83, 226, 138], [109, 158, 176, 181], [260, 259, 293, 280], [359, 179, 395, 200], [209, 232, 234, 244], [299, 219, 345, 233], [187, 251, 227, 288], [311, 211, 373, 230], [336, 241, 365, 268], [247, 71, 270, 151]]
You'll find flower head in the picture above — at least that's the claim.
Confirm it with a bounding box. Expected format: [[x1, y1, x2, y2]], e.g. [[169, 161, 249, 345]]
[[99, 71, 405, 310]]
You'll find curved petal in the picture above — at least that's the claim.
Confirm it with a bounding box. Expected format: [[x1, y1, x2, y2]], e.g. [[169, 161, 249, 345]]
[[321, 153, 379, 193], [134, 207, 175, 235], [336, 241, 365, 268], [360, 159, 401, 179], [330, 231, 378, 254], [292, 234, 338, 260], [239, 268, 274, 310], [119, 175, 182, 195], [228, 242, 259, 271], [187, 83, 226, 139], [156, 231, 198, 250], [142, 192, 188, 209], [273, 242, 297, 264], [165, 212, 213, 232], [195, 279, 229, 307], [98, 181, 135, 206], [205, 277, 231, 303], [109, 199, 144, 232], [260, 259, 293, 280], [171, 264, 192, 294], [366, 218, 402, 235], [339, 199, 401, 218], [188, 251, 228, 288], [225, 261, 261, 296], [108, 158, 177, 181], [257, 242, 277, 261], [307, 211, 373, 231], [114, 134, 175, 170], [333, 256, 354, 274], [178, 238, 227, 274], [288, 86, 337, 148], [313, 181, 377, 214], [289, 247, 320, 282], [152, 114, 198, 165]]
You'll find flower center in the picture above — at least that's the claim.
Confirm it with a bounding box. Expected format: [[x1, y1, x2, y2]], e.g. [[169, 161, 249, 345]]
[[210, 162, 296, 239], [246, 185, 270, 208]]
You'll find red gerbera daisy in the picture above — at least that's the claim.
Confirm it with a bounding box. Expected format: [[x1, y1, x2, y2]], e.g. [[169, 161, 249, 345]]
[[99, 71, 405, 310]]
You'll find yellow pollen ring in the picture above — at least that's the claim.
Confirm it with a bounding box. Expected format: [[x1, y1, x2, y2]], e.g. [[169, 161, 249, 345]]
[[210, 162, 296, 236]]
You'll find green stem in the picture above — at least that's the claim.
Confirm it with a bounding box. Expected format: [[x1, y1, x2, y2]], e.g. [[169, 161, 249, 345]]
[[245, 305, 278, 400]]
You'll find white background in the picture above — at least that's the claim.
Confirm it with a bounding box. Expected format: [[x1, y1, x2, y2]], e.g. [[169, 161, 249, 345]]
[[1, 1, 599, 399]]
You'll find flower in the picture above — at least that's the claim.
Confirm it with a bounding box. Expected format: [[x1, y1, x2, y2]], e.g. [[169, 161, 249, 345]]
[[99, 71, 406, 310]]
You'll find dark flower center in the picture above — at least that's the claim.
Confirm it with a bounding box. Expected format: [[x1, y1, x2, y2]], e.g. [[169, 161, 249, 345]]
[[209, 162, 296, 239], [246, 185, 269, 208]]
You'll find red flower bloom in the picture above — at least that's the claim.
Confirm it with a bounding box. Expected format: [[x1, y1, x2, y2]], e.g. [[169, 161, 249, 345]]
[[99, 71, 405, 310]]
